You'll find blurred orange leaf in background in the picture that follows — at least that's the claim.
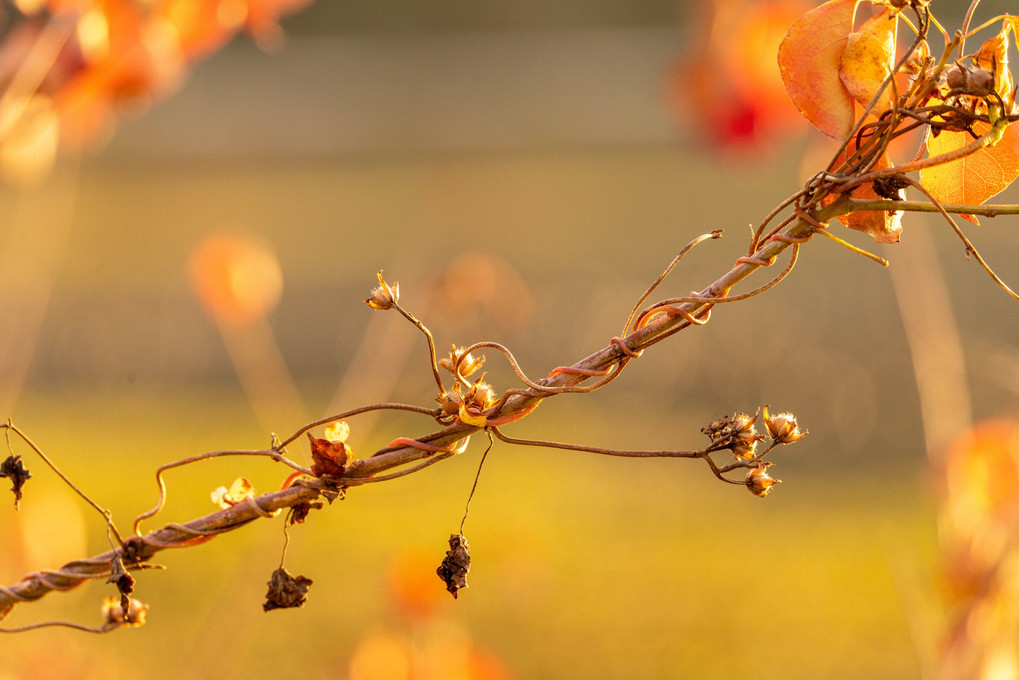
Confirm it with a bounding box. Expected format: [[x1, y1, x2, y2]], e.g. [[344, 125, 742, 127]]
[[189, 231, 284, 327], [0, 0, 313, 185], [670, 0, 811, 151]]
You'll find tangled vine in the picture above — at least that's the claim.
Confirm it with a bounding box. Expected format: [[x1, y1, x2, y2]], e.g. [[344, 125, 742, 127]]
[[2, 0, 1019, 635]]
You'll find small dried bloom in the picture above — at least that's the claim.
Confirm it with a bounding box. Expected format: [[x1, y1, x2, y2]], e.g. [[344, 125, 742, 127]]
[[746, 462, 781, 498], [102, 596, 149, 627], [763, 407, 807, 444], [438, 345, 486, 378], [365, 270, 399, 310], [211, 477, 256, 509]]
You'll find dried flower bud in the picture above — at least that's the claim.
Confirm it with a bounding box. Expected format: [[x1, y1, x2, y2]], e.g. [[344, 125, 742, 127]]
[[102, 596, 149, 627], [763, 407, 807, 444], [438, 345, 486, 378], [465, 377, 496, 412], [746, 462, 781, 498], [365, 270, 399, 310]]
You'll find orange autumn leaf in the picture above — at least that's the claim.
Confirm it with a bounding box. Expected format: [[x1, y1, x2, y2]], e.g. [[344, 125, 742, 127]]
[[839, 8, 897, 114], [919, 121, 1019, 224], [778, 0, 858, 139]]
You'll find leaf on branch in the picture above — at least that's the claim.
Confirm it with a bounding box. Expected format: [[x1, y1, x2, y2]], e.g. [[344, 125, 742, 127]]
[[437, 533, 471, 599], [839, 8, 897, 113], [920, 122, 1019, 225], [0, 454, 32, 509], [263, 567, 313, 612], [778, 0, 858, 139]]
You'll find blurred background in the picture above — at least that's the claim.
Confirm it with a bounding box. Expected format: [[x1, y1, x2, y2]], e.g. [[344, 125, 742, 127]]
[[1, 0, 1018, 678]]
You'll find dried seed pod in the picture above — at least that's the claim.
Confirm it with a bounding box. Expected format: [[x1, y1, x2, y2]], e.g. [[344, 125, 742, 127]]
[[365, 270, 400, 310], [763, 407, 808, 444], [746, 462, 781, 498], [437, 533, 471, 599]]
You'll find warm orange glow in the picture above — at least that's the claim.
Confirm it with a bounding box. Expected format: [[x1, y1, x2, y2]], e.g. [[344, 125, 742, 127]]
[[189, 231, 284, 327], [944, 420, 1019, 528]]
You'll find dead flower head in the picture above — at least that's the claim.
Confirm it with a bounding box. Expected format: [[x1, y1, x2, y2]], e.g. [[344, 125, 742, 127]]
[[438, 345, 486, 379], [763, 406, 807, 444], [102, 596, 149, 627], [365, 270, 399, 310], [746, 462, 781, 498]]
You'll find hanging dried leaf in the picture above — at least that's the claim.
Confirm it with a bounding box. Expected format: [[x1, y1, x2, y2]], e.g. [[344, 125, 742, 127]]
[[263, 567, 313, 611], [436, 533, 472, 599], [0, 454, 32, 509], [778, 0, 858, 139]]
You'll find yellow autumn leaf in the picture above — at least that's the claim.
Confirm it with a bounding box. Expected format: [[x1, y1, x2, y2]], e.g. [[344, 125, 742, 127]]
[[839, 8, 897, 114]]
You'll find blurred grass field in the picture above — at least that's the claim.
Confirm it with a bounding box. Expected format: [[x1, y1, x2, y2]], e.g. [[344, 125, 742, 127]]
[[2, 387, 936, 680]]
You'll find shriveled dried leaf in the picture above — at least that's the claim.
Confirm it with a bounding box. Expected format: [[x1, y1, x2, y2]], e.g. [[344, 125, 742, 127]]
[[263, 567, 313, 611], [778, 0, 858, 139], [437, 533, 471, 599], [0, 454, 32, 509], [308, 432, 349, 477]]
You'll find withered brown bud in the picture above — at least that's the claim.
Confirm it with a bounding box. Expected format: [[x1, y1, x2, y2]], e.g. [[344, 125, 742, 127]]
[[873, 175, 909, 201], [436, 389, 463, 418], [437, 533, 472, 598], [945, 63, 995, 97]]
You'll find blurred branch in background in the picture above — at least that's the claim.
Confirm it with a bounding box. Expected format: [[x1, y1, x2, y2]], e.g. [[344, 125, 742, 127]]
[[0, 165, 76, 413]]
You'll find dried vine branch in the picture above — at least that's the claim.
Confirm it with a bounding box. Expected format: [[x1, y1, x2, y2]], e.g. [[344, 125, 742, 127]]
[[2, 0, 1019, 635]]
